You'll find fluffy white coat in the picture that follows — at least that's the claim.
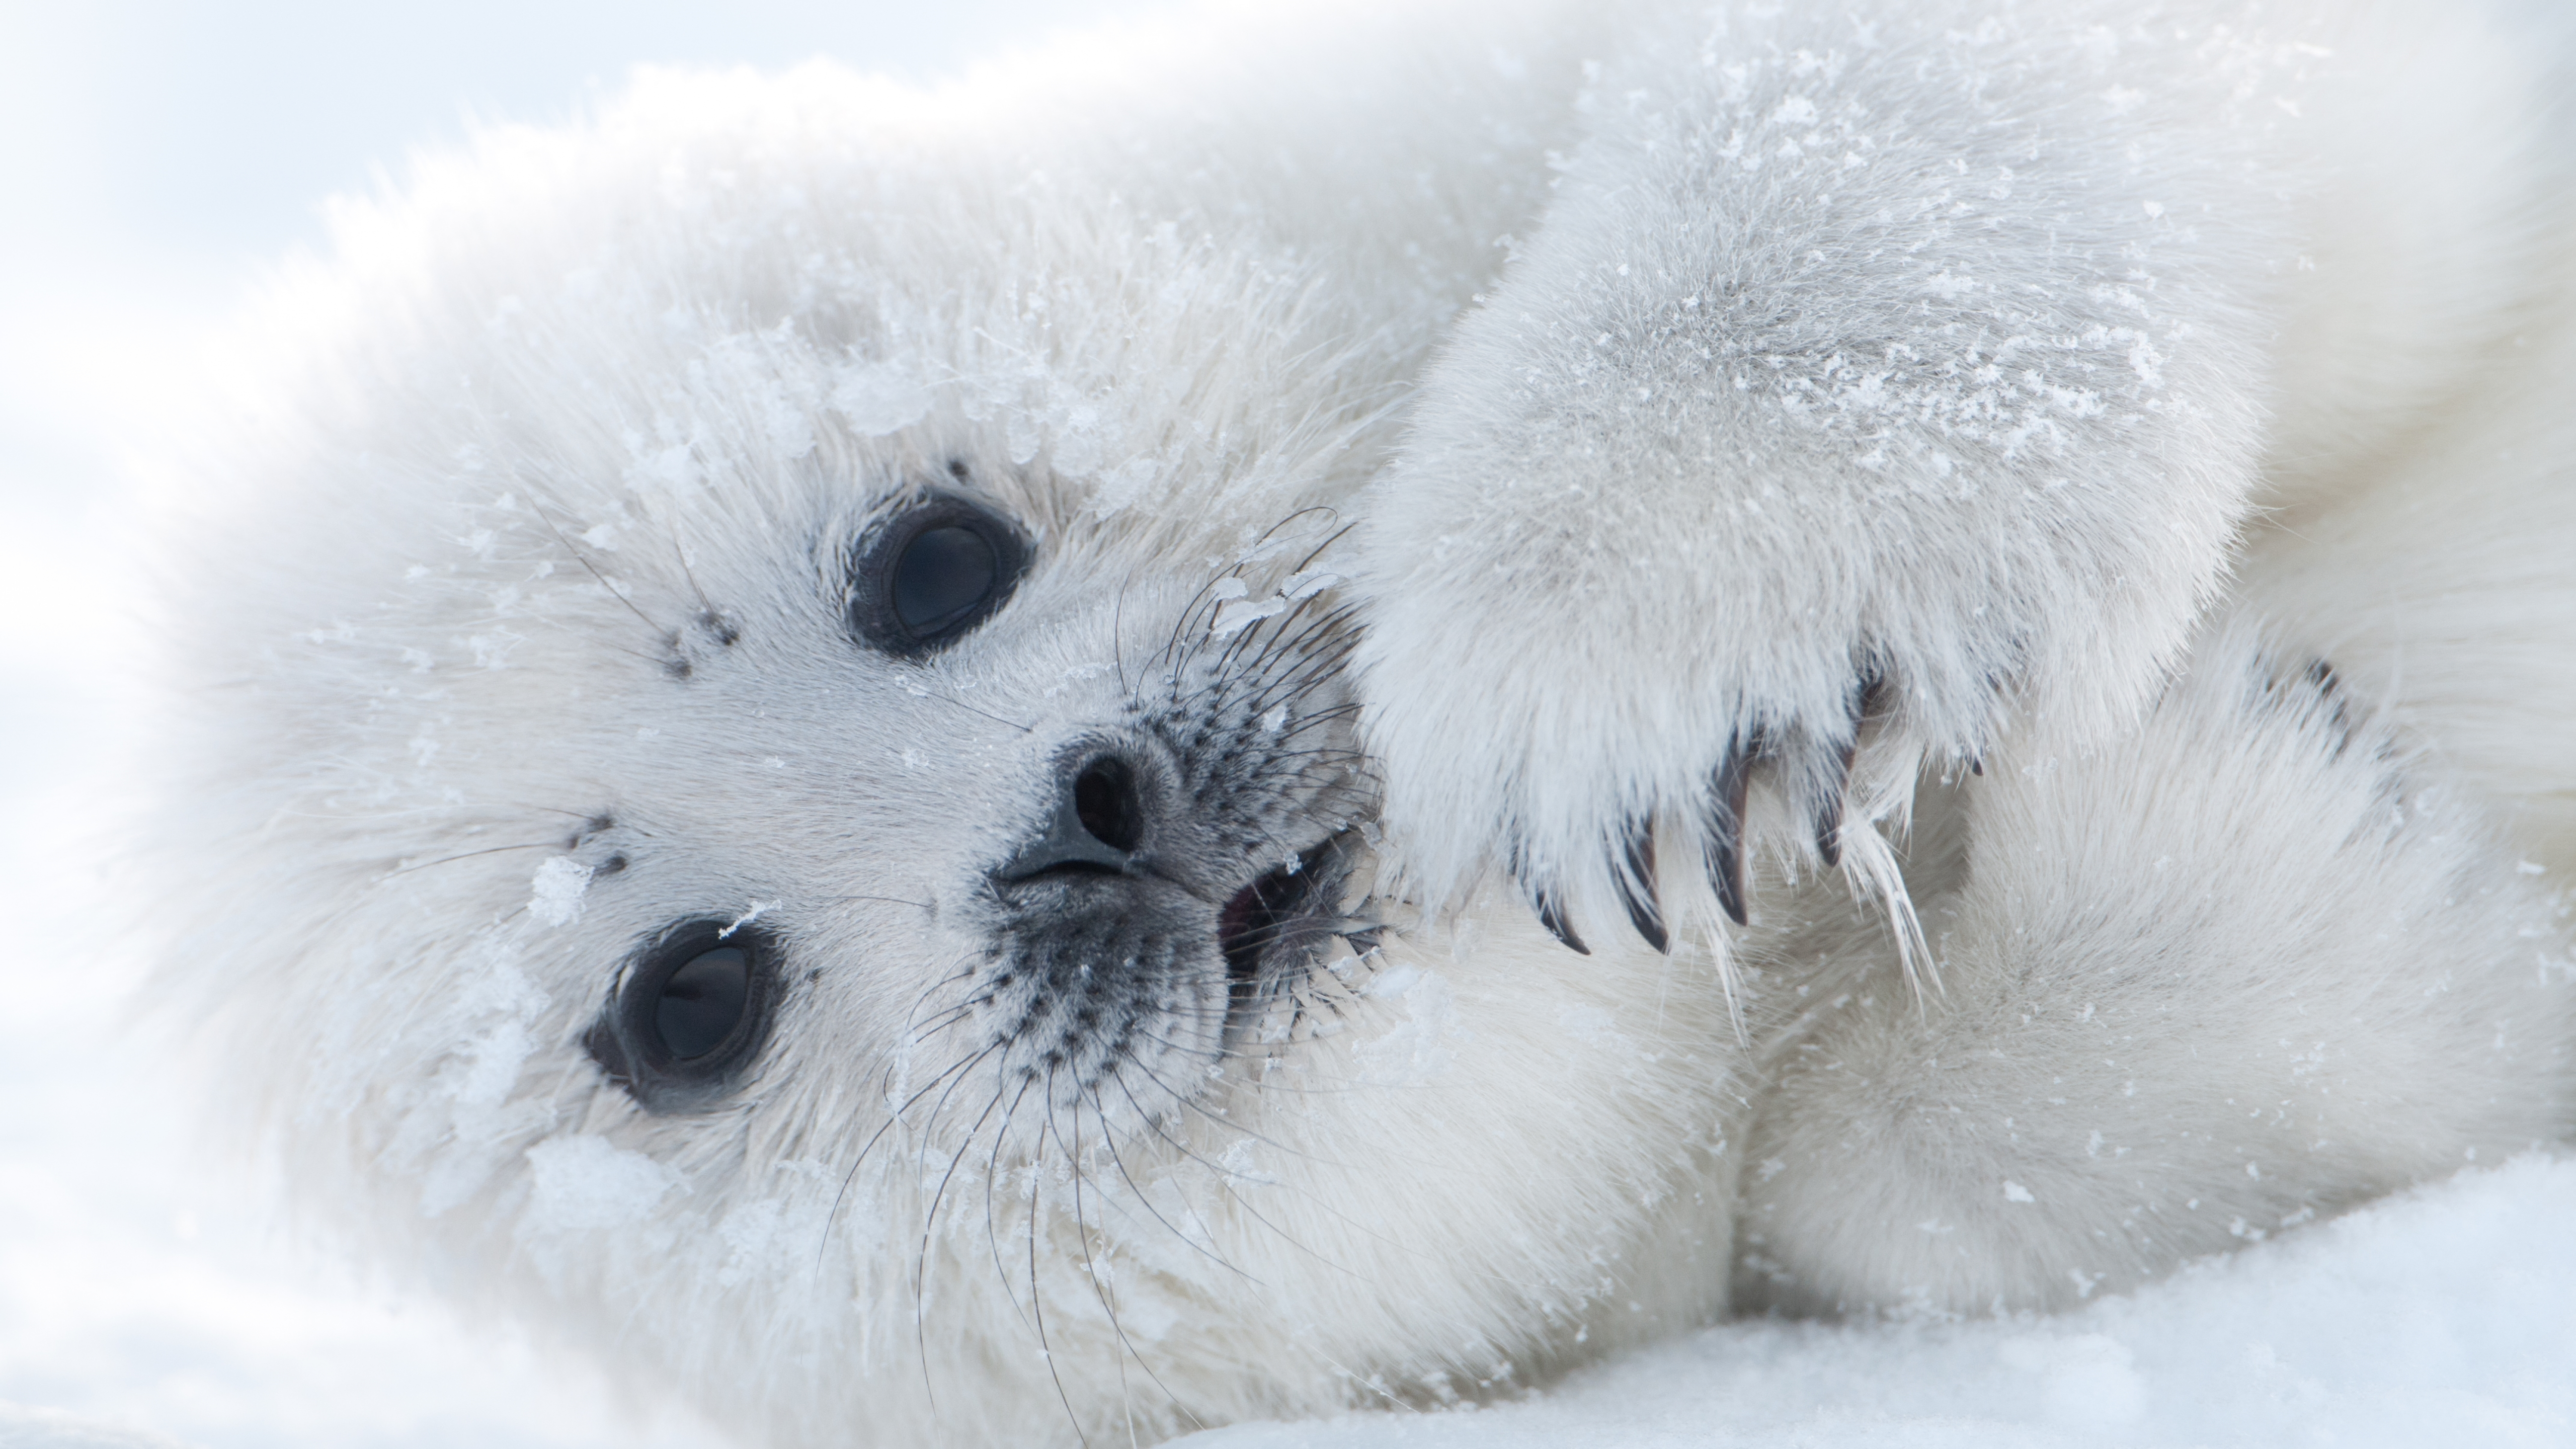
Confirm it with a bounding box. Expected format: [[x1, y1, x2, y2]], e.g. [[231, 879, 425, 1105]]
[[144, 2, 2576, 1445]]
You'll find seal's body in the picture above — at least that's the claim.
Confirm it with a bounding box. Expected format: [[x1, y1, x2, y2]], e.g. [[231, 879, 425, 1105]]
[[150, 2, 2576, 1444]]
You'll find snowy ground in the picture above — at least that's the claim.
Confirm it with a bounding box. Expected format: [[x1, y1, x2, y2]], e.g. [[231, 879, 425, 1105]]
[[2, 4, 2570, 1446], [1193, 1160, 2576, 1448]]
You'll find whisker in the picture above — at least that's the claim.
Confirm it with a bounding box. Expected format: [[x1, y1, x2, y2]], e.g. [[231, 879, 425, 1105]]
[[1077, 1077, 1255, 1282], [819, 1038, 1001, 1261], [385, 840, 571, 874], [984, 1072, 1041, 1328], [1030, 1062, 1091, 1448], [528, 499, 675, 640], [914, 1069, 1018, 1406], [919, 690, 1037, 735], [1111, 1050, 1345, 1169], [1112, 565, 1137, 698], [1107, 1072, 1360, 1281]]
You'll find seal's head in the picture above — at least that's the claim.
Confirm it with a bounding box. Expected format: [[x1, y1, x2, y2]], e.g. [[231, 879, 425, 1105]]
[[150, 60, 1745, 1447]]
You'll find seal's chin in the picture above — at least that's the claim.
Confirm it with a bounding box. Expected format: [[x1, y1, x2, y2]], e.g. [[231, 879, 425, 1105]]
[[1217, 832, 1371, 1003]]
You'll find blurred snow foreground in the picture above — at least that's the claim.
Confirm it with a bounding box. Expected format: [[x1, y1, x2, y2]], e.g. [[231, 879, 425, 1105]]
[[0, 1411, 188, 1449], [13, 1163, 2576, 1448], [6, 862, 2567, 1449], [6, 976, 2571, 1449], [1193, 1155, 2576, 1448]]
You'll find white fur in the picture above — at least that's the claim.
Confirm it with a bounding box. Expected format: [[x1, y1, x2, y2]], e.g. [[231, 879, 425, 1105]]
[[1354, 0, 2576, 921], [142, 2, 2576, 1446], [1738, 621, 2573, 1314]]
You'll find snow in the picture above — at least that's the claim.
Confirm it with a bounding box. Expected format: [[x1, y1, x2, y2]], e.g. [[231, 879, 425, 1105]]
[[525, 1136, 686, 1234], [2, 3, 2571, 1447], [830, 360, 936, 436], [0, 1407, 192, 1449], [0, 846, 736, 1448], [528, 854, 596, 926], [1184, 1157, 2576, 1448]]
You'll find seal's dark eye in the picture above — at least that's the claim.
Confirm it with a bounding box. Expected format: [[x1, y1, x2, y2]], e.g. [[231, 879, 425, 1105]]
[[655, 946, 749, 1060], [848, 493, 1030, 656], [585, 921, 780, 1114], [892, 526, 997, 635]]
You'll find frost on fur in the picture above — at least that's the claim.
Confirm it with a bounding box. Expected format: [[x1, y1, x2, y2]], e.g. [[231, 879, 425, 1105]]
[[1735, 622, 2575, 1314], [1358, 1, 2312, 945]]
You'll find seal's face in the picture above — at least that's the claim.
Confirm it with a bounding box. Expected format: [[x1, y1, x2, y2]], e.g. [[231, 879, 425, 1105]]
[[154, 68, 1752, 1448], [560, 465, 1377, 1154]]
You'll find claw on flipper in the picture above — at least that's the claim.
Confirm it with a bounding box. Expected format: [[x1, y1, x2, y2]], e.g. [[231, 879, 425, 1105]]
[[1533, 887, 1589, 956], [1614, 818, 1668, 954], [1705, 734, 1755, 927], [1814, 677, 1877, 869]]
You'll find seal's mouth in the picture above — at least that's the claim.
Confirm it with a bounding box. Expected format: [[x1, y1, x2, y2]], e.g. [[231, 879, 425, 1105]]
[[1217, 834, 1363, 996]]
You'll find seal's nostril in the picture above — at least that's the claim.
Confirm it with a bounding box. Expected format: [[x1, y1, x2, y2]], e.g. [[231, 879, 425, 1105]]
[[995, 749, 1155, 883], [1074, 757, 1144, 852]]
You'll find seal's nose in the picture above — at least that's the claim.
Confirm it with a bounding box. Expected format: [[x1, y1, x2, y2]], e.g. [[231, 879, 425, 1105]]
[[995, 753, 1152, 881]]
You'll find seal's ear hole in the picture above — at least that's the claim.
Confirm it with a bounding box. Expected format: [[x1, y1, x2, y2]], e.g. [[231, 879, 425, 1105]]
[[847, 493, 1031, 657], [588, 920, 781, 1114]]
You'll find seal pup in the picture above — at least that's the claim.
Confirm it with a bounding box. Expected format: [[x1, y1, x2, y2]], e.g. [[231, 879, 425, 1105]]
[[143, 2, 2575, 1445]]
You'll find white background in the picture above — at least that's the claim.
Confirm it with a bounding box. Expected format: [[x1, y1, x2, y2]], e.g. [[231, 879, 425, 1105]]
[[2, 4, 2571, 1446]]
